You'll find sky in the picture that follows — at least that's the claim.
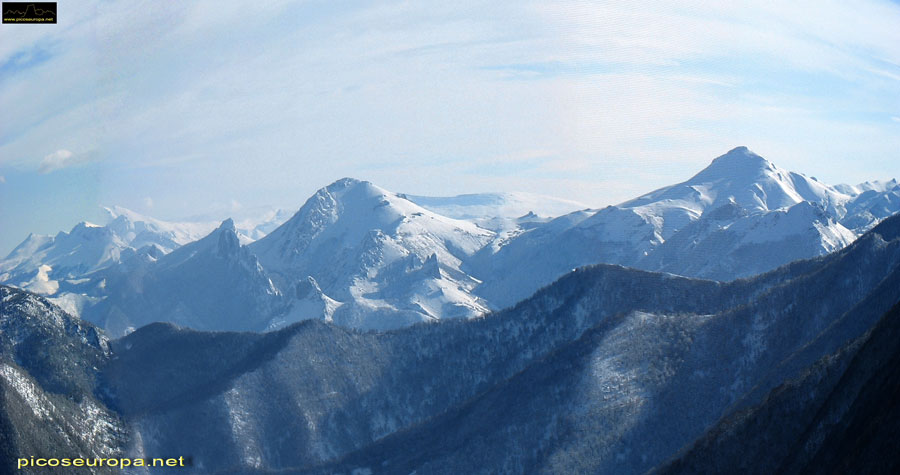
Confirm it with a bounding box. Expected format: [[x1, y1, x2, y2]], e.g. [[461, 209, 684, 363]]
[[1, 0, 899, 255]]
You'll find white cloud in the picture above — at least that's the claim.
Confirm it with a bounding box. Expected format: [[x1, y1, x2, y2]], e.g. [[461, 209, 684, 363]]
[[143, 196, 154, 209], [0, 175, 5, 183], [38, 149, 75, 174]]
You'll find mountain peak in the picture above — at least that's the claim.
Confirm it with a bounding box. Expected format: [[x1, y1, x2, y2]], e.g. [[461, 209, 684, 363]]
[[688, 146, 778, 186], [619, 147, 841, 214], [218, 218, 236, 232], [326, 177, 365, 192], [709, 146, 769, 167]]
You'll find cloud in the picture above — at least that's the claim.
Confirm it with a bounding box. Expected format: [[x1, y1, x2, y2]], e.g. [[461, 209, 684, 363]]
[[0, 175, 5, 183], [0, 0, 898, 216], [38, 149, 76, 173], [143, 196, 154, 209]]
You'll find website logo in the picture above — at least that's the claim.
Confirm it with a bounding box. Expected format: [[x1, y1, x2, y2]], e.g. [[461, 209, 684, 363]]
[[3, 2, 56, 24]]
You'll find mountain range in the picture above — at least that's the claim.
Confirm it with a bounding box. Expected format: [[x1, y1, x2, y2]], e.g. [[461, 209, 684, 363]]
[[2, 146, 896, 336], [1, 210, 899, 473]]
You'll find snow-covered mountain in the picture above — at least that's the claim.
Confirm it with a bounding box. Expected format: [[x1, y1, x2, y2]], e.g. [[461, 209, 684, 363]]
[[250, 178, 496, 330], [622, 146, 850, 218], [0, 206, 289, 305], [471, 147, 895, 308], [67, 179, 501, 335], [0, 208, 215, 297], [0, 222, 130, 295], [103, 206, 222, 252], [82, 219, 285, 336]]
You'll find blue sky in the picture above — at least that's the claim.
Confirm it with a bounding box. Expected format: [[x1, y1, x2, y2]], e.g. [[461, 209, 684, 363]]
[[1, 0, 899, 254]]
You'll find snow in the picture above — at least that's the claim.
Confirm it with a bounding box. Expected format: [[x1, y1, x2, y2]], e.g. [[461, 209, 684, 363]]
[[23, 264, 59, 295], [268, 276, 344, 329], [0, 363, 52, 419]]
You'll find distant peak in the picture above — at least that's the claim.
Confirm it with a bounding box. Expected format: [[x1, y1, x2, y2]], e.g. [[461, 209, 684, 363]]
[[714, 146, 765, 162], [697, 146, 773, 177], [218, 218, 236, 231], [327, 177, 364, 190], [68, 221, 105, 236]]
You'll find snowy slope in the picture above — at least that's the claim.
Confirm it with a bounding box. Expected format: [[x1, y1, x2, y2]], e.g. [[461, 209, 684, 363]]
[[250, 178, 496, 329], [641, 200, 856, 281]]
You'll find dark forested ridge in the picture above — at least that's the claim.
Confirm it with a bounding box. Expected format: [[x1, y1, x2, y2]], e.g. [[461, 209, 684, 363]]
[[0, 286, 124, 475], [656, 300, 900, 475]]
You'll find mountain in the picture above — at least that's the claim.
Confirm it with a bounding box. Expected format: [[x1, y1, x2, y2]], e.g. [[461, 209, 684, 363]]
[[4, 147, 898, 335], [0, 286, 124, 471], [249, 178, 495, 330], [0, 222, 129, 295], [103, 206, 221, 253], [0, 208, 217, 300], [74, 179, 499, 335], [620, 146, 850, 216], [0, 206, 290, 302], [840, 179, 900, 232], [471, 147, 896, 308], [82, 219, 285, 336]]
